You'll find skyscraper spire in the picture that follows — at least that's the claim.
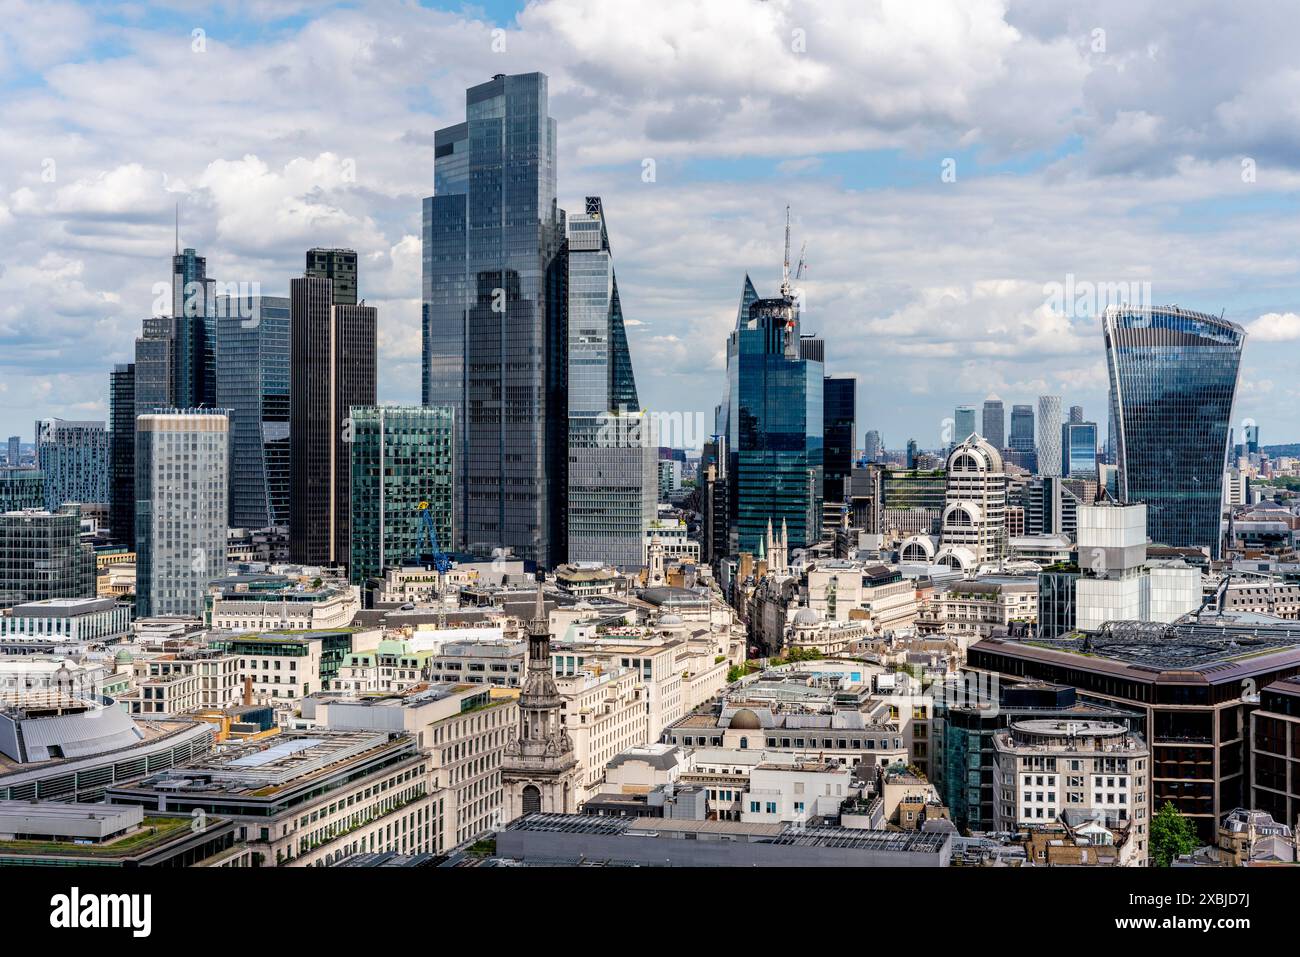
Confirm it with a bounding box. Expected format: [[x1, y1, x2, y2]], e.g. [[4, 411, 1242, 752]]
[[174, 202, 179, 255]]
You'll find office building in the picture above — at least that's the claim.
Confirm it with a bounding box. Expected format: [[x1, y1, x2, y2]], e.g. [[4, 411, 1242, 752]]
[[134, 315, 177, 416], [289, 275, 377, 568], [969, 613, 1300, 842], [934, 435, 1006, 573], [1063, 420, 1099, 482], [1251, 676, 1300, 830], [422, 72, 568, 566], [1074, 503, 1200, 631], [823, 376, 856, 506], [725, 264, 824, 554], [0, 506, 95, 610], [982, 396, 1005, 449], [1009, 404, 1035, 451], [216, 294, 291, 529], [0, 468, 44, 514], [105, 730, 439, 867], [34, 419, 108, 511], [1037, 395, 1062, 477], [1104, 305, 1245, 556], [5, 437, 19, 467], [954, 406, 977, 442], [108, 363, 136, 547], [135, 410, 229, 618], [863, 430, 882, 463], [305, 248, 358, 306], [564, 197, 657, 567], [348, 406, 455, 585], [171, 246, 216, 408], [991, 719, 1150, 864]]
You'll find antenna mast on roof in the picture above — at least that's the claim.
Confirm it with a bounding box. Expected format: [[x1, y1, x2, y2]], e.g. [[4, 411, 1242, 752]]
[[780, 205, 792, 299]]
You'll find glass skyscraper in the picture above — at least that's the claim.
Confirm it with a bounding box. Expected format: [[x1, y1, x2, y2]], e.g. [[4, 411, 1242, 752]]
[[1037, 395, 1062, 477], [348, 406, 455, 585], [172, 247, 216, 409], [109, 363, 136, 547], [1104, 305, 1245, 557], [0, 505, 95, 610], [1009, 404, 1035, 451], [954, 405, 977, 442], [1063, 420, 1099, 481], [823, 376, 856, 505], [216, 294, 291, 530], [423, 72, 568, 567], [727, 285, 824, 554], [981, 396, 1005, 449], [564, 197, 656, 567]]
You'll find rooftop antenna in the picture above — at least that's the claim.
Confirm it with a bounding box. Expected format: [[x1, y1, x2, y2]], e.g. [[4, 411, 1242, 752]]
[[780, 205, 792, 299]]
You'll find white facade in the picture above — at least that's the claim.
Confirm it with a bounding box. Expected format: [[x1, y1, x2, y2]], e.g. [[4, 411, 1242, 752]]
[[135, 412, 228, 618]]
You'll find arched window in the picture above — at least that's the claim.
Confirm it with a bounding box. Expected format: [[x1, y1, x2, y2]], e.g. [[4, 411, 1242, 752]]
[[522, 784, 542, 816]]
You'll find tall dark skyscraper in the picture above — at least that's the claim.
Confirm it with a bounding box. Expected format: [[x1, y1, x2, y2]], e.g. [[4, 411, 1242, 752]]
[[1009, 404, 1035, 451], [423, 72, 568, 568], [134, 316, 177, 416], [1104, 305, 1245, 557], [306, 248, 358, 306], [171, 246, 216, 408], [216, 294, 291, 529], [823, 375, 856, 505], [289, 275, 377, 567], [108, 363, 136, 548], [982, 396, 1005, 449]]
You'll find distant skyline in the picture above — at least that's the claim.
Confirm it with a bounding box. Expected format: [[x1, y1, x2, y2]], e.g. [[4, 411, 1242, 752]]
[[2, 0, 1299, 446]]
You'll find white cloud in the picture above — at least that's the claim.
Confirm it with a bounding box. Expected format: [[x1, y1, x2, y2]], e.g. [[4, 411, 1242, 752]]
[[1247, 312, 1300, 342]]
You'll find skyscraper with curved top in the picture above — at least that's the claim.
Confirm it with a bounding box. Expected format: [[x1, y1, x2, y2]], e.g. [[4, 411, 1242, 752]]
[[1103, 305, 1245, 557]]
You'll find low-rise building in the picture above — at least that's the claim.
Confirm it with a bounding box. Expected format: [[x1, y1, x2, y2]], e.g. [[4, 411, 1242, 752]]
[[105, 730, 440, 866]]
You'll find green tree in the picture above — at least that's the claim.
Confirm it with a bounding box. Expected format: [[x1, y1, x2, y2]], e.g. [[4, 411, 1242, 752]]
[[1149, 801, 1199, 866]]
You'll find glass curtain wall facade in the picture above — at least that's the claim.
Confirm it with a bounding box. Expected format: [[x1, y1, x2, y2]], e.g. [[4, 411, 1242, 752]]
[[1104, 306, 1245, 557], [216, 295, 291, 530], [0, 506, 95, 610], [982, 397, 1005, 449], [109, 363, 136, 548], [565, 197, 656, 567], [1063, 420, 1098, 481], [1009, 404, 1035, 451], [348, 406, 455, 585], [1036, 395, 1062, 477], [823, 376, 856, 505], [727, 294, 824, 554], [171, 247, 216, 409], [0, 469, 45, 514], [422, 72, 568, 567]]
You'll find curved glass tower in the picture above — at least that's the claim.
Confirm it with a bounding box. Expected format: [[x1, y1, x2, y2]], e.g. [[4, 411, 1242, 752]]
[[1103, 306, 1245, 557]]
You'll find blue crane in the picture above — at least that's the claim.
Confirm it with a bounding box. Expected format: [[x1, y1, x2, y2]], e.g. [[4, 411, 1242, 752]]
[[415, 501, 451, 575]]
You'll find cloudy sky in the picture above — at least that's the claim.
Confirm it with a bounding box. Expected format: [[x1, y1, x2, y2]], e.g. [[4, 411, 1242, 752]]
[[2, 0, 1298, 450]]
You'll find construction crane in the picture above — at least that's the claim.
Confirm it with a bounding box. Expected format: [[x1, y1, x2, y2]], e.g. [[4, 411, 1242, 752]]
[[795, 240, 808, 282], [780, 204, 793, 299], [414, 501, 453, 627]]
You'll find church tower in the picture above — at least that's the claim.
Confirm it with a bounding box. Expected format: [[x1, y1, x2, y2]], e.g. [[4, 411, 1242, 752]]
[[502, 575, 578, 822]]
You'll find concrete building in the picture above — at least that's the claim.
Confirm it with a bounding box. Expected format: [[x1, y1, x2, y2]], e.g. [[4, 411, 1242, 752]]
[[206, 576, 360, 632], [934, 578, 1038, 638], [992, 718, 1150, 865], [305, 683, 517, 849], [0, 597, 130, 645], [1074, 503, 1201, 631], [935, 435, 1006, 573], [134, 410, 229, 618], [105, 730, 437, 866]]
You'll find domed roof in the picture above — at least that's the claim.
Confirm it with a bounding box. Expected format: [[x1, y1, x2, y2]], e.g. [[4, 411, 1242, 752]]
[[115, 649, 134, 663], [730, 708, 762, 730], [791, 607, 821, 627], [658, 613, 684, 627]]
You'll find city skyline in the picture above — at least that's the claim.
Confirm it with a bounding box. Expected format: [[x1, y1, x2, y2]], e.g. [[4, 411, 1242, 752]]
[[3, 1, 1299, 447]]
